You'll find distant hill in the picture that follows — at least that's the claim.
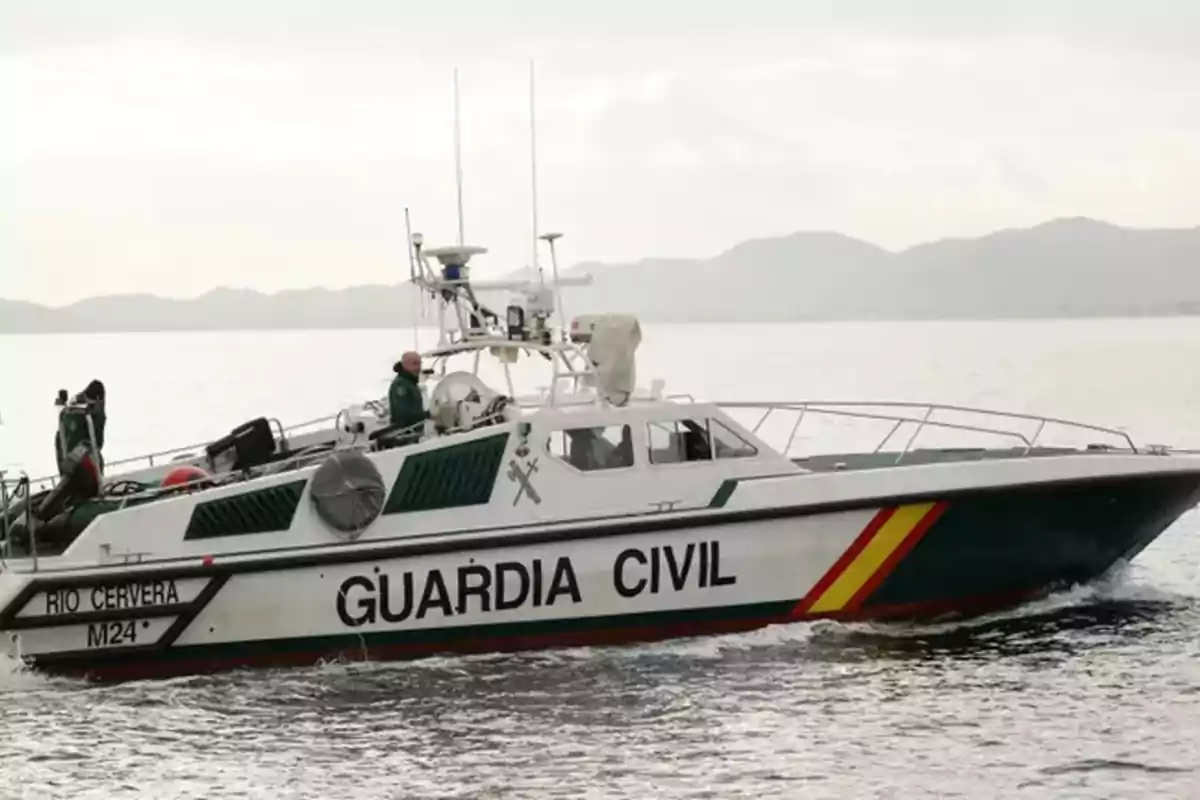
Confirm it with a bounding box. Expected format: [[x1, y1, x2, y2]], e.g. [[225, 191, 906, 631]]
[[562, 218, 1200, 321], [4, 217, 1200, 333]]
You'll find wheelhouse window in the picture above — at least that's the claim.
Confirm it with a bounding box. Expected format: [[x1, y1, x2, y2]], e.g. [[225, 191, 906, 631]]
[[709, 418, 758, 459], [646, 418, 757, 464], [647, 419, 712, 463], [548, 425, 634, 471]]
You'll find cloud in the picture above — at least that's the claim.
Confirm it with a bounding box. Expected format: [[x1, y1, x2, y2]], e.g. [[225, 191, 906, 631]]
[[1, 5, 1199, 305], [4, 0, 1200, 55]]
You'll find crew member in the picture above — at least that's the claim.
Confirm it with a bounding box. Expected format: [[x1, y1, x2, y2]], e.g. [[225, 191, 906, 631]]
[[54, 379, 107, 477], [39, 379, 107, 522], [388, 351, 429, 444]]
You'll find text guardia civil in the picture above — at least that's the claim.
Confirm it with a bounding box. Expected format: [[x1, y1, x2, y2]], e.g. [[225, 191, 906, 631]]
[[336, 541, 737, 627], [23, 540, 738, 652]]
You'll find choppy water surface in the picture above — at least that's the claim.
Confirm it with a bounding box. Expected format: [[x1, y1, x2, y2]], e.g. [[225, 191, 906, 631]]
[[5, 570, 1200, 798], [4, 320, 1200, 798]]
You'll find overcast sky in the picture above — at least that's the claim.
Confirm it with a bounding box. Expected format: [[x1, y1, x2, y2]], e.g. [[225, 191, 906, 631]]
[[3, 0, 1199, 306]]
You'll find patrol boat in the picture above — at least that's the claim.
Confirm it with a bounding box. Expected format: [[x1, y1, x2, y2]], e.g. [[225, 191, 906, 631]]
[[3, 229, 1200, 683]]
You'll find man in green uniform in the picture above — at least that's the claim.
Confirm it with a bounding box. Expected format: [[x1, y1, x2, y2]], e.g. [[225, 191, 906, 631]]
[[387, 351, 428, 445]]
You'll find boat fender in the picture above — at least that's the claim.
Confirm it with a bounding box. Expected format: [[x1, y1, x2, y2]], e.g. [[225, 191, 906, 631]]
[[309, 449, 386, 540], [161, 465, 212, 491]]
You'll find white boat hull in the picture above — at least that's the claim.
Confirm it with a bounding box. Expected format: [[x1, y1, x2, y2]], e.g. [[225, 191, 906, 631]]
[[4, 459, 1199, 682]]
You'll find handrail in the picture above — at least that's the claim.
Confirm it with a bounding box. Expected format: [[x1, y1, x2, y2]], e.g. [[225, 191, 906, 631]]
[[0, 410, 517, 572], [3, 395, 1145, 495], [103, 411, 348, 473], [2, 410, 511, 514], [37, 341, 591, 483], [714, 400, 1139, 461], [757, 404, 1032, 450], [0, 469, 11, 566], [1, 409, 363, 493], [0, 473, 36, 571], [8, 384, 514, 492]]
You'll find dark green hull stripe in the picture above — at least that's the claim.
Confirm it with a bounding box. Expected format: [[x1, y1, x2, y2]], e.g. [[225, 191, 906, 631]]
[[177, 600, 792, 661], [709, 480, 737, 507], [30, 600, 798, 678]]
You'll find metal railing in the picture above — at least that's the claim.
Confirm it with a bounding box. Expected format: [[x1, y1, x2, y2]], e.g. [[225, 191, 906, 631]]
[[714, 400, 1140, 464], [12, 411, 357, 495], [0, 406, 516, 573], [103, 414, 324, 474], [0, 470, 38, 571]]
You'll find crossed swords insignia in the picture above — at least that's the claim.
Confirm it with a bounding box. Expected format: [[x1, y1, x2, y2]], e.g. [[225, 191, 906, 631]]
[[507, 457, 542, 505]]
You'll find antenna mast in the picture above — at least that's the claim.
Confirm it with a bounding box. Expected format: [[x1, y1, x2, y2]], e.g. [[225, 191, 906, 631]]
[[529, 60, 541, 283], [404, 206, 420, 349], [454, 67, 465, 246]]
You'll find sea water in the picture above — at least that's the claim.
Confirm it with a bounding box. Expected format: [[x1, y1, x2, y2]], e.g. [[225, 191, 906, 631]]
[[2, 319, 1200, 798]]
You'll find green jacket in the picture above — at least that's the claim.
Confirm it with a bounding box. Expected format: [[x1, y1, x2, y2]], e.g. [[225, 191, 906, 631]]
[[55, 400, 106, 474], [388, 370, 427, 432]]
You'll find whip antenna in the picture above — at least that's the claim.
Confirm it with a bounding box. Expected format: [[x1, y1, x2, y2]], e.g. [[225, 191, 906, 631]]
[[529, 60, 541, 283], [454, 67, 465, 247]]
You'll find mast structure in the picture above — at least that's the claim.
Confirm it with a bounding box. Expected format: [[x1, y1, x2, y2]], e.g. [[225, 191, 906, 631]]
[[400, 63, 592, 377], [529, 60, 541, 286], [454, 67, 465, 247]]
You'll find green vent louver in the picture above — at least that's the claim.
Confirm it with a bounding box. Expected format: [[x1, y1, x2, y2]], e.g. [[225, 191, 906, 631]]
[[383, 433, 509, 514], [183, 479, 307, 540]]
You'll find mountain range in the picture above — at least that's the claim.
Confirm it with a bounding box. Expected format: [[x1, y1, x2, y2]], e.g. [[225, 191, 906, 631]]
[[4, 217, 1200, 333]]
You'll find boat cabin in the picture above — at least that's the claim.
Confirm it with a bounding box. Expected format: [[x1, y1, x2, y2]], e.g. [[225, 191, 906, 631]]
[[535, 404, 768, 474]]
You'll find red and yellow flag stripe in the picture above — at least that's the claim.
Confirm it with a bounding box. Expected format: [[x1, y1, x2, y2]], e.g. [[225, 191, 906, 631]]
[[791, 501, 948, 618]]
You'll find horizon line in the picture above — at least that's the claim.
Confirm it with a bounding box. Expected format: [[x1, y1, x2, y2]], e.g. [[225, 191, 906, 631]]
[[5, 214, 1199, 310]]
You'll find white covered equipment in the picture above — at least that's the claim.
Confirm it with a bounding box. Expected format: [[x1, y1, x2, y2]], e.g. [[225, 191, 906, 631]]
[[578, 314, 642, 406], [429, 371, 501, 430]]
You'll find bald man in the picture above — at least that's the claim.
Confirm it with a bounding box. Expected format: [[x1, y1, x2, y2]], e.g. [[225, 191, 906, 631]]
[[388, 351, 429, 442]]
